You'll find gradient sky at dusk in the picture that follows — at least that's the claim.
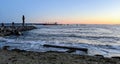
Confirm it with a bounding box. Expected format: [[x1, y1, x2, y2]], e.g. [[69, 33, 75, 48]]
[[0, 0, 120, 24]]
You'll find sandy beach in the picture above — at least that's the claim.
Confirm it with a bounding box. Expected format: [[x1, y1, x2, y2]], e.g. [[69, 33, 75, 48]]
[[0, 49, 119, 64]]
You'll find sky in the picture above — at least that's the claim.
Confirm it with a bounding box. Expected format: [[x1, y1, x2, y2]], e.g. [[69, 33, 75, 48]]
[[0, 0, 120, 24]]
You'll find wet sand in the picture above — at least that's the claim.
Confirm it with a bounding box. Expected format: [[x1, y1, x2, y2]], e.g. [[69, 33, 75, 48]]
[[0, 49, 119, 64]]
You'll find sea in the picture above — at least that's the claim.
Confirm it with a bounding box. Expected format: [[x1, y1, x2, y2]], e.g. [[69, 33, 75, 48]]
[[0, 24, 120, 57]]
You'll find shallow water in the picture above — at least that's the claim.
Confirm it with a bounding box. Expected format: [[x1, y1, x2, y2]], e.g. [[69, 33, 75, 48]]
[[1, 24, 120, 57]]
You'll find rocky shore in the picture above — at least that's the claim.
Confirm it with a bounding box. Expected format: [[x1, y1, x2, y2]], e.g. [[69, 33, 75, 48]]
[[0, 26, 36, 36], [0, 48, 119, 64]]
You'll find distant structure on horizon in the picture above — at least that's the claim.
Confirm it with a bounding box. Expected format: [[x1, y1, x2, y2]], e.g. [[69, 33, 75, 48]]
[[22, 15, 25, 26], [42, 22, 58, 25]]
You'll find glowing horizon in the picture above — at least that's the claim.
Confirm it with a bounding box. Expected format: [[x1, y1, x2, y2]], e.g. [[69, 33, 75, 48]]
[[1, 0, 120, 24]]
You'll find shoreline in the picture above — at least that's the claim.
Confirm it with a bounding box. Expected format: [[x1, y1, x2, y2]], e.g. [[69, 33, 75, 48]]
[[0, 48, 120, 64]]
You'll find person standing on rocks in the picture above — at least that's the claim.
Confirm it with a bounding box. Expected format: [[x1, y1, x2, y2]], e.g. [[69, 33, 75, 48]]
[[22, 15, 25, 26], [12, 22, 15, 27], [0, 23, 5, 32], [11, 22, 16, 32]]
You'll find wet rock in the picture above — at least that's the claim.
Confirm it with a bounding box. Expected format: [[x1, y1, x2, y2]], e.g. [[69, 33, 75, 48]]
[[3, 46, 10, 50], [13, 30, 22, 35], [66, 49, 76, 53], [46, 51, 64, 53], [112, 56, 120, 59], [94, 54, 104, 58], [0, 26, 36, 36], [43, 44, 88, 53], [11, 49, 26, 52]]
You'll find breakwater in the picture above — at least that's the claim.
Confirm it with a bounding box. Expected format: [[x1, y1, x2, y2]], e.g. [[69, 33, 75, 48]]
[[0, 26, 36, 36]]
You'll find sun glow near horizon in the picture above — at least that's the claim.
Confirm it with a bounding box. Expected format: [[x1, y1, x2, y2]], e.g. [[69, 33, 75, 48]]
[[32, 7, 120, 24], [60, 20, 120, 24], [35, 15, 120, 24], [1, 0, 120, 24], [32, 17, 120, 24]]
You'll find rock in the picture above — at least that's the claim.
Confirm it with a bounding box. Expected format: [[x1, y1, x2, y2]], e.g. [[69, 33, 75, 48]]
[[11, 49, 26, 52], [0, 26, 36, 36], [112, 56, 120, 59], [3, 46, 10, 50], [43, 44, 88, 53], [66, 49, 76, 53], [94, 54, 104, 58], [46, 51, 64, 53], [14, 30, 22, 35]]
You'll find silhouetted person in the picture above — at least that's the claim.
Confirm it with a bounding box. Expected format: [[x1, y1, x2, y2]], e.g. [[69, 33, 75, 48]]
[[0, 23, 4, 32], [22, 15, 25, 26], [12, 22, 15, 27], [12, 22, 15, 30]]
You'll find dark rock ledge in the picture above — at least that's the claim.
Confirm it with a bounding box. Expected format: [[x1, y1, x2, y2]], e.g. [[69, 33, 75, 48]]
[[0, 26, 36, 36]]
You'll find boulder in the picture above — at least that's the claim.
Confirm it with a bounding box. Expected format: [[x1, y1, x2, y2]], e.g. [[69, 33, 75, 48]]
[[3, 46, 10, 50], [11, 49, 26, 52], [112, 56, 120, 59], [94, 54, 104, 58], [66, 49, 76, 53]]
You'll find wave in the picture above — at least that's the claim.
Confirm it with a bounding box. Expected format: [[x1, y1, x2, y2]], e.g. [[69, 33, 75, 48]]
[[31, 33, 120, 41], [1, 36, 120, 57]]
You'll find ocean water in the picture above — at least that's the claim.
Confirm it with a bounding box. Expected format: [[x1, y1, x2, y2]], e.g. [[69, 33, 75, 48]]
[[0, 24, 120, 57]]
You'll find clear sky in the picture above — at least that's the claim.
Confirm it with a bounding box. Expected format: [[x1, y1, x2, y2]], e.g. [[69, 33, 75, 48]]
[[0, 0, 120, 24]]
